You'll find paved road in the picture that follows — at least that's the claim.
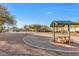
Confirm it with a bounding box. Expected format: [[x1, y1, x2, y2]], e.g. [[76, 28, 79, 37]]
[[1, 32, 79, 56], [23, 32, 79, 52], [0, 32, 63, 56], [0, 32, 51, 56]]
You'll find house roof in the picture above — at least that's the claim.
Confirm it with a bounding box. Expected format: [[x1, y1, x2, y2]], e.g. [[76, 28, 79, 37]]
[[50, 21, 79, 27]]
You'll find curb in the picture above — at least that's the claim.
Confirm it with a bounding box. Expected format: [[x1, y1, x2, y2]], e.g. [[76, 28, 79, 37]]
[[23, 36, 79, 53]]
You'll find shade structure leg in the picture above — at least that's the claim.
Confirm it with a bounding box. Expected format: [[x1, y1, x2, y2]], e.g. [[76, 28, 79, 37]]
[[53, 23, 55, 42], [68, 25, 70, 44]]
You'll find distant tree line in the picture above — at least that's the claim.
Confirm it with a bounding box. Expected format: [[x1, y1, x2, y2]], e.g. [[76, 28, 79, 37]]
[[16, 24, 52, 32]]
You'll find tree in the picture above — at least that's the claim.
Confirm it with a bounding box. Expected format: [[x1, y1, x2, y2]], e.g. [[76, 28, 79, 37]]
[[0, 4, 16, 32], [74, 20, 79, 28], [24, 25, 31, 31], [23, 24, 51, 32], [40, 25, 50, 32]]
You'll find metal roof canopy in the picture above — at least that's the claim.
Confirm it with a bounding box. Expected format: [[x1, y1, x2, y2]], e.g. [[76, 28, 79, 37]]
[[50, 21, 79, 27], [50, 20, 79, 44]]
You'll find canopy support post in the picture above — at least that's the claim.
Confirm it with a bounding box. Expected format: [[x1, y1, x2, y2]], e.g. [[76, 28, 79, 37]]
[[68, 25, 70, 44], [53, 22, 55, 42]]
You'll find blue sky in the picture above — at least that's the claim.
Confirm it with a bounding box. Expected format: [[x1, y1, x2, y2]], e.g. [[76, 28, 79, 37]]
[[4, 3, 79, 28]]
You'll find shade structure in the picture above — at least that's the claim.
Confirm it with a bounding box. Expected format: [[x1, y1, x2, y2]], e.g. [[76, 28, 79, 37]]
[[50, 21, 79, 27], [50, 20, 79, 44]]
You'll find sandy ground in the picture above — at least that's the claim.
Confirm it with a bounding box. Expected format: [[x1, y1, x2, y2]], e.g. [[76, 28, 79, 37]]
[[0, 32, 79, 56]]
